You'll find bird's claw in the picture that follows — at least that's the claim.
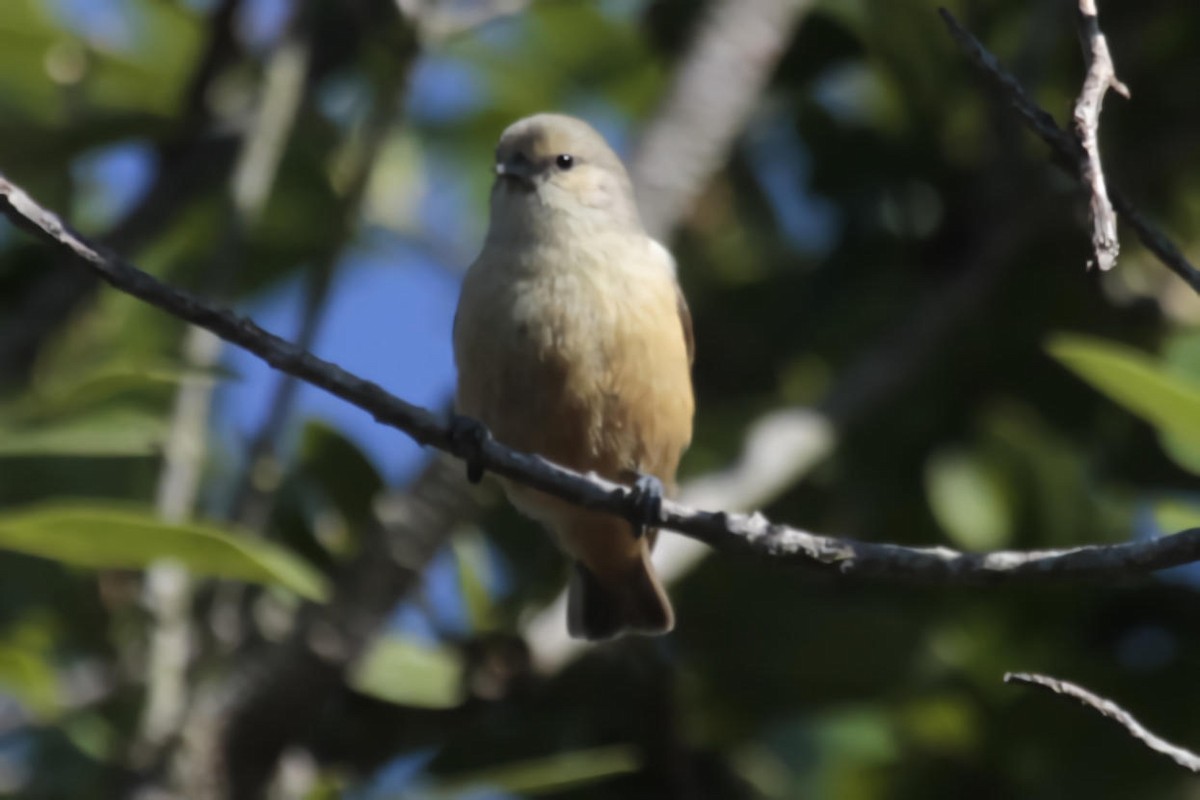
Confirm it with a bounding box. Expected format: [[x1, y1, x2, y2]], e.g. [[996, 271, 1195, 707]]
[[449, 415, 491, 484], [629, 473, 665, 540]]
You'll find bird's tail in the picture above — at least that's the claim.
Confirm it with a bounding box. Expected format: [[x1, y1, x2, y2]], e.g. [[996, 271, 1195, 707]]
[[567, 547, 674, 640]]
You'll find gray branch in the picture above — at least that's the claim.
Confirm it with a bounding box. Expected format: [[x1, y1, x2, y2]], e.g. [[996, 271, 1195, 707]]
[[631, 0, 810, 240], [1005, 672, 1200, 773], [938, 8, 1200, 293], [1072, 0, 1129, 271], [5, 173, 1200, 584]]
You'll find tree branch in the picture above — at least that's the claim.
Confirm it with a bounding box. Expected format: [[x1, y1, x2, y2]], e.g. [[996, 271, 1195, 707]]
[[218, 454, 484, 800], [5, 174, 1200, 585], [938, 8, 1200, 293], [1005, 672, 1200, 773], [631, 0, 811, 240], [1071, 0, 1129, 271]]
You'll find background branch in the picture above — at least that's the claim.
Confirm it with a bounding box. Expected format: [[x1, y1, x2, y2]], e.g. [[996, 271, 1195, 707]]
[[134, 5, 316, 790], [631, 0, 810, 240], [938, 7, 1200, 292], [1071, 0, 1128, 271], [1005, 672, 1200, 773]]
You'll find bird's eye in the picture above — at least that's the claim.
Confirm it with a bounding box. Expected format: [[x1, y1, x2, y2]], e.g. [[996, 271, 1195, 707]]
[[555, 154, 574, 170]]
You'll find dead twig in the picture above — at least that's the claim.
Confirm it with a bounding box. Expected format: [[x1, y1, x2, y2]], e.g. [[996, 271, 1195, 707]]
[[938, 8, 1200, 292], [1072, 0, 1129, 271]]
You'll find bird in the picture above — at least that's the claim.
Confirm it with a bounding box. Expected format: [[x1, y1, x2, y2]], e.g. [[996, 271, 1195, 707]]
[[452, 113, 695, 640]]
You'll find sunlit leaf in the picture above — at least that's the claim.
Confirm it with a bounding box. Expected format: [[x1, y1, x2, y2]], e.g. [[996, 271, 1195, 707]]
[[1150, 497, 1200, 534], [0, 619, 58, 719], [925, 448, 1012, 550], [432, 745, 639, 797], [451, 528, 495, 631], [0, 503, 328, 600], [349, 635, 464, 709], [1048, 333, 1200, 474], [21, 362, 232, 419], [0, 407, 165, 456], [1164, 329, 1200, 383]]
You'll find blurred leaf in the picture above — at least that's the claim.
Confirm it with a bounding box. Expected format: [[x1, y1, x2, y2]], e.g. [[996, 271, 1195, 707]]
[[1, 361, 229, 425], [1048, 333, 1200, 473], [807, 707, 898, 763], [299, 420, 384, 526], [1163, 329, 1200, 382], [431, 745, 639, 797], [983, 403, 1100, 545], [925, 448, 1013, 550], [62, 713, 118, 763], [0, 504, 328, 600], [349, 635, 464, 709], [895, 693, 977, 755], [0, 617, 59, 719], [0, 407, 165, 456], [24, 362, 230, 418], [451, 528, 495, 631], [1159, 433, 1200, 476], [1150, 497, 1200, 534]]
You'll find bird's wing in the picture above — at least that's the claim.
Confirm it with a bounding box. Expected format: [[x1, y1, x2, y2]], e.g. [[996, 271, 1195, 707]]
[[648, 238, 694, 367]]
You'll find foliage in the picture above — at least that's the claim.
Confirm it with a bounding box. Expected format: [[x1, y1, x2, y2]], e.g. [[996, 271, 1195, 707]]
[[2, 0, 1200, 798]]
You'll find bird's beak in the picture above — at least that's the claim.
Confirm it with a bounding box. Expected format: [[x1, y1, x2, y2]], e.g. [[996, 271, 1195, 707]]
[[495, 157, 535, 189]]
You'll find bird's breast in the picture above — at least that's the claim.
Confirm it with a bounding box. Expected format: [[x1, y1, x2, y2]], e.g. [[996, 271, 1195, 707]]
[[454, 234, 692, 480]]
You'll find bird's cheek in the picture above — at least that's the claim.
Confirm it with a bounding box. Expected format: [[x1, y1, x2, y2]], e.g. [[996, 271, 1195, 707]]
[[572, 175, 613, 210]]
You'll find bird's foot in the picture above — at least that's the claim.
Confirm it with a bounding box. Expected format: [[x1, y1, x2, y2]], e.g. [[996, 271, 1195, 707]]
[[448, 415, 491, 484], [628, 473, 665, 540]]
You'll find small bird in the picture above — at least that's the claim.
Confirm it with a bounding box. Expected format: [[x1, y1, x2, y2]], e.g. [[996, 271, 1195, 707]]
[[453, 113, 695, 640]]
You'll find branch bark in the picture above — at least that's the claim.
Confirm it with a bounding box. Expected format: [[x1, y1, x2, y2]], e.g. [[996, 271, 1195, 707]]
[[1071, 0, 1129, 271], [938, 8, 1200, 292], [1005, 672, 1200, 773], [5, 174, 1200, 586], [631, 0, 810, 240], [218, 455, 483, 800]]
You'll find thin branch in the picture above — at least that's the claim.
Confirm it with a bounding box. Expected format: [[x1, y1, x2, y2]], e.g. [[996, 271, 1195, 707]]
[[136, 5, 317, 790], [400, 0, 532, 43], [219, 455, 483, 800], [134, 327, 222, 765], [631, 0, 811, 240], [1005, 672, 1200, 773], [6, 175, 1200, 586], [937, 8, 1200, 293], [1072, 0, 1129, 271]]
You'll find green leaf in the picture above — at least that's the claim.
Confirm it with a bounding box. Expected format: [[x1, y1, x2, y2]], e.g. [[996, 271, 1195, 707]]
[[18, 362, 231, 420], [452, 529, 495, 631], [925, 448, 1012, 550], [431, 745, 640, 797], [1047, 333, 1200, 474], [349, 635, 465, 709], [1163, 330, 1200, 383], [1150, 497, 1200, 534], [0, 618, 59, 719], [0, 503, 328, 600], [0, 408, 166, 457], [299, 421, 384, 526]]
